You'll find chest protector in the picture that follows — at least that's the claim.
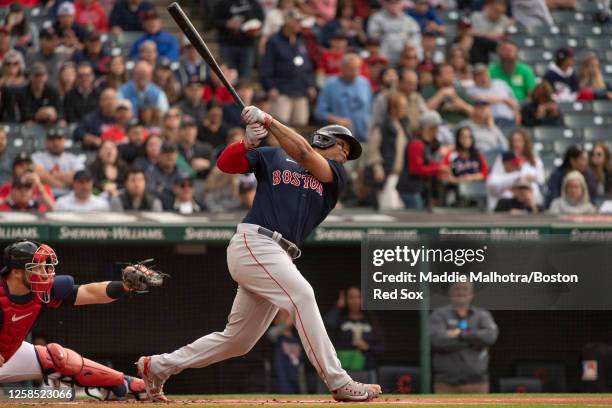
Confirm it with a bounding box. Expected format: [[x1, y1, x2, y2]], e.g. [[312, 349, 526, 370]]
[[0, 283, 43, 361]]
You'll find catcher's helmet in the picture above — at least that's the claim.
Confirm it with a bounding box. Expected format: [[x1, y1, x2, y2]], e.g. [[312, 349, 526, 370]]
[[1, 240, 40, 275], [309, 125, 362, 161]]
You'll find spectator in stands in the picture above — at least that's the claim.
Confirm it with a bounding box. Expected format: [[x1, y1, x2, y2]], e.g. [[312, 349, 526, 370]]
[[397, 111, 450, 209], [0, 25, 10, 63], [145, 142, 187, 208], [260, 9, 315, 128], [75, 0, 109, 33], [0, 152, 55, 212], [89, 140, 127, 199], [202, 63, 238, 105], [468, 64, 518, 127], [368, 0, 421, 66], [408, 0, 445, 34], [315, 53, 372, 142], [137, 40, 158, 66], [259, 0, 294, 54], [546, 145, 598, 208], [118, 60, 169, 114], [198, 101, 231, 149], [159, 106, 182, 143], [153, 58, 181, 105], [543, 48, 579, 102], [267, 309, 306, 394], [97, 55, 128, 90], [72, 31, 110, 77], [223, 79, 255, 127], [26, 27, 64, 85], [368, 91, 409, 210], [0, 176, 47, 213], [448, 45, 474, 89], [511, 0, 554, 28], [452, 16, 497, 66], [470, 0, 512, 42], [138, 104, 162, 133], [63, 62, 99, 123], [494, 178, 541, 214], [325, 286, 384, 377], [320, 0, 367, 49], [131, 10, 180, 61], [176, 115, 213, 180], [109, 0, 153, 33], [4, 3, 39, 54], [57, 62, 77, 99], [507, 128, 545, 202], [177, 77, 207, 124], [53, 2, 87, 50], [421, 30, 445, 66], [0, 128, 10, 185], [74, 87, 117, 149], [110, 166, 162, 211], [430, 281, 498, 393], [590, 142, 612, 197], [18, 63, 61, 124], [54, 169, 111, 211], [0, 49, 26, 87], [32, 128, 85, 198], [460, 100, 507, 154], [398, 43, 420, 74], [100, 98, 134, 144], [317, 31, 349, 85], [214, 0, 264, 77], [443, 126, 488, 201], [520, 82, 563, 127], [170, 175, 204, 214], [133, 133, 162, 171], [486, 151, 521, 211], [118, 122, 146, 164], [176, 38, 207, 87], [549, 171, 597, 215], [424, 62, 474, 125], [578, 53, 612, 101], [489, 39, 536, 103]]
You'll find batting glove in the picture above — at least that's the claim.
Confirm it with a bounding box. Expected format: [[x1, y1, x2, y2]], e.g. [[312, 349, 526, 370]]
[[244, 123, 268, 149], [242, 106, 273, 128]]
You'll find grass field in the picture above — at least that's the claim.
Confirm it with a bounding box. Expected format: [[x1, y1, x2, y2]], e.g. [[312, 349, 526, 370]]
[[7, 394, 612, 407]]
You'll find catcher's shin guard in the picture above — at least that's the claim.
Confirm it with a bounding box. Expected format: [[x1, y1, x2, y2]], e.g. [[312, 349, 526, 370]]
[[34, 343, 140, 400]]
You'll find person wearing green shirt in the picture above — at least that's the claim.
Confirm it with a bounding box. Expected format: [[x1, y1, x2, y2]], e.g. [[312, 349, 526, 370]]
[[422, 63, 474, 125], [488, 39, 537, 103]]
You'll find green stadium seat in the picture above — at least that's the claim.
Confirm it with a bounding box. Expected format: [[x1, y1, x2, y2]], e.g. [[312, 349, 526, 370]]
[[499, 377, 543, 393], [593, 101, 612, 114]]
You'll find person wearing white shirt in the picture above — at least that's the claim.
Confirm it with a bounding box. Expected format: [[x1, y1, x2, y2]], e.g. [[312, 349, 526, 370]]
[[54, 170, 110, 212], [467, 64, 519, 128]]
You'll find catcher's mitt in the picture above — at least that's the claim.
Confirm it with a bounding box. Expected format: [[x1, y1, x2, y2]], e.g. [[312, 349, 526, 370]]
[[121, 259, 168, 293]]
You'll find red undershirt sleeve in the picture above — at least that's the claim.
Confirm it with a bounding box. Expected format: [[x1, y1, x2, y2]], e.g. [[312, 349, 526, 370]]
[[217, 140, 252, 174]]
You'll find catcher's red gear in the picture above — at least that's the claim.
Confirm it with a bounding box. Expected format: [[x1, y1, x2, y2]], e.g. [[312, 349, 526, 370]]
[[35, 343, 145, 400]]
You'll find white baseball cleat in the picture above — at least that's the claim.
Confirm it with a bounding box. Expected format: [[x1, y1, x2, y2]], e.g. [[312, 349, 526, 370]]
[[135, 356, 168, 403], [332, 380, 382, 402]]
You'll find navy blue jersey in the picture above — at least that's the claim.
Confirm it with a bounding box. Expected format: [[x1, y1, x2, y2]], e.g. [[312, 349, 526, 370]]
[[242, 147, 347, 246]]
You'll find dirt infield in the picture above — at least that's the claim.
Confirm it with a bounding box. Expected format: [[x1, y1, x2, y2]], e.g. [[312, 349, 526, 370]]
[[5, 394, 612, 408]]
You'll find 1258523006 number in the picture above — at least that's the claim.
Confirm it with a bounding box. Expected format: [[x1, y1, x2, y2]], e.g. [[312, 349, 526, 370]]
[[2, 388, 74, 401]]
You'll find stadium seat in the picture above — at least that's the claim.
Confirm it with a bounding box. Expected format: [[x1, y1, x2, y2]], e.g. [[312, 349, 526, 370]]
[[378, 366, 420, 394], [525, 25, 562, 36], [458, 181, 487, 210], [583, 127, 612, 143], [533, 127, 579, 142], [543, 38, 583, 50], [499, 378, 543, 393], [554, 140, 579, 155], [518, 49, 553, 65], [568, 25, 605, 36], [551, 11, 587, 24], [515, 362, 567, 392], [575, 1, 604, 13], [511, 35, 542, 48], [558, 102, 593, 115], [593, 101, 612, 114], [586, 38, 612, 50], [563, 114, 609, 127]]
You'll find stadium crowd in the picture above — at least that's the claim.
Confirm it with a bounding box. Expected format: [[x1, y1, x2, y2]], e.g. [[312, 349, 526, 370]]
[[0, 0, 611, 215]]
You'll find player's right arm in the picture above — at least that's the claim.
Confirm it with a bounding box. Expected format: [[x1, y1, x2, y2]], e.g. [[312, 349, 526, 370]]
[[241, 106, 335, 183]]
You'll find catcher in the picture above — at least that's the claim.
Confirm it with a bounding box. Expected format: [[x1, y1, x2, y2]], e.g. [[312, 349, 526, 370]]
[[0, 240, 166, 400]]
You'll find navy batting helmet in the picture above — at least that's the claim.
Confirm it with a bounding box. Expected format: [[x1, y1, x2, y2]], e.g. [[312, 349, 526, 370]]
[[309, 125, 362, 161]]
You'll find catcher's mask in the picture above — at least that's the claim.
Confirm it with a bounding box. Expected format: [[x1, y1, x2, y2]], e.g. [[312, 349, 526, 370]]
[[1, 240, 58, 303], [309, 125, 362, 161]]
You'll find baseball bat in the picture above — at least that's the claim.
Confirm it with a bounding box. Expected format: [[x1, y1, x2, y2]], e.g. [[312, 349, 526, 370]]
[[167, 2, 245, 109]]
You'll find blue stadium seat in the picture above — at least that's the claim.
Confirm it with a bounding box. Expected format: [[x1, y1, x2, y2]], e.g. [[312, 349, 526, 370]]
[[499, 377, 543, 393]]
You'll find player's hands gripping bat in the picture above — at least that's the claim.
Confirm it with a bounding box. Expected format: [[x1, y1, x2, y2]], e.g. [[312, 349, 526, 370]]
[[241, 106, 273, 128], [121, 259, 168, 293], [244, 123, 268, 149]]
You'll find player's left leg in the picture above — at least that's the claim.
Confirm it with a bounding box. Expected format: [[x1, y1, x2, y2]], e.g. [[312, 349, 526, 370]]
[[0, 342, 43, 383]]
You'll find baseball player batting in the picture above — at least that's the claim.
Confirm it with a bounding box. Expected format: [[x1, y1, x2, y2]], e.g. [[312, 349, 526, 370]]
[[136, 106, 381, 402], [0, 240, 165, 400]]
